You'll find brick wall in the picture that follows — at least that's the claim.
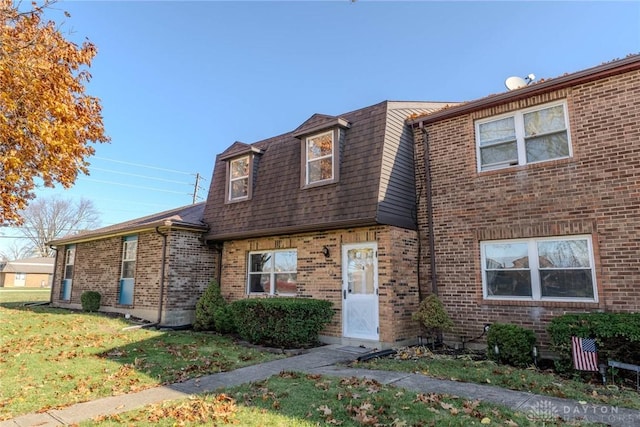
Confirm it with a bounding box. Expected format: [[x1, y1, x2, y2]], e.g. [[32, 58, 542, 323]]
[[51, 229, 217, 326], [164, 230, 218, 325], [413, 68, 640, 350], [219, 225, 421, 347]]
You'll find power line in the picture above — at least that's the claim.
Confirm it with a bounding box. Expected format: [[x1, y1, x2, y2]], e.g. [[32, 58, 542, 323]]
[[92, 156, 194, 175], [90, 167, 193, 186], [79, 177, 191, 195]]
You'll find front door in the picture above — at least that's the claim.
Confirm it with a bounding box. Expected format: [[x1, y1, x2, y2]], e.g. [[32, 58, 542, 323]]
[[342, 243, 379, 341]]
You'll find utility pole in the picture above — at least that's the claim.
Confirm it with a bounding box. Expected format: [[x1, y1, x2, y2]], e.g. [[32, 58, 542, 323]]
[[192, 173, 201, 204]]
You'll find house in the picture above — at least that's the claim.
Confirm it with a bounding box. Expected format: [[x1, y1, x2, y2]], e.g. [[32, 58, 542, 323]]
[[48, 55, 640, 351], [48, 203, 217, 326], [409, 55, 640, 350], [0, 257, 54, 288], [202, 101, 452, 348]]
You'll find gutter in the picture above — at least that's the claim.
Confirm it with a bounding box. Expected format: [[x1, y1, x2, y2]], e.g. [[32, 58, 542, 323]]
[[420, 125, 438, 296], [49, 222, 207, 246], [155, 222, 170, 325], [409, 55, 640, 127], [205, 217, 384, 242]]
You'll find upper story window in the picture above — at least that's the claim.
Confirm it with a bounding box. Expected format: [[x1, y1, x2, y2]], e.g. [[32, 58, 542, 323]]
[[228, 156, 250, 201], [476, 101, 571, 171], [248, 249, 297, 296], [305, 131, 334, 185], [481, 235, 597, 302]]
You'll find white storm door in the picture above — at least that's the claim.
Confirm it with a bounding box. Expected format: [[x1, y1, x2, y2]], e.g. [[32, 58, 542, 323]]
[[342, 243, 379, 341]]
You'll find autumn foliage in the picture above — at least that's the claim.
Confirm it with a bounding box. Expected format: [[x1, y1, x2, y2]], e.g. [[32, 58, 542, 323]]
[[0, 0, 108, 225]]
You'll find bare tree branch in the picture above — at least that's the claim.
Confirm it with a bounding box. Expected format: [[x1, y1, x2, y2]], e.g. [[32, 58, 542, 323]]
[[17, 196, 101, 256]]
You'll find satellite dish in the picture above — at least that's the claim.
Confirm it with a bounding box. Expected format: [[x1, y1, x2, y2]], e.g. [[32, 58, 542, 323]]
[[505, 76, 528, 90]]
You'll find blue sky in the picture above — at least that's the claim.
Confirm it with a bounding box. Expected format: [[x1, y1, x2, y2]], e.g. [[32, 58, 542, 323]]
[[1, 0, 639, 255]]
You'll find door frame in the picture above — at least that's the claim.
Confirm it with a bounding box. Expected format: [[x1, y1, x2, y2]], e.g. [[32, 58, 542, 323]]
[[341, 242, 379, 341]]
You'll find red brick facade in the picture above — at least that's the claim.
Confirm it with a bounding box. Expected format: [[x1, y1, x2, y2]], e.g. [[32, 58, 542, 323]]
[[218, 225, 421, 347], [51, 229, 217, 326], [412, 62, 640, 350]]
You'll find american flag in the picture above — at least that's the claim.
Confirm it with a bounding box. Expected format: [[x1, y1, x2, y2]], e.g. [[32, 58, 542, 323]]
[[572, 336, 598, 371]]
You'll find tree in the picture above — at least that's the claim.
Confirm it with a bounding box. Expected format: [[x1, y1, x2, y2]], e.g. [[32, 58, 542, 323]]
[[0, 238, 34, 260], [16, 196, 100, 257], [0, 0, 109, 225]]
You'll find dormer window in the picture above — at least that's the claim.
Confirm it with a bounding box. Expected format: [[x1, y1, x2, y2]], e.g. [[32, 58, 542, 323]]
[[220, 144, 263, 204], [305, 131, 334, 185], [228, 155, 250, 201], [293, 115, 349, 188]]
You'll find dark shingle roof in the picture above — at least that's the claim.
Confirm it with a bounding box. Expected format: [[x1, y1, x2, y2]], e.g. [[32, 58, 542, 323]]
[[49, 202, 207, 246], [203, 100, 450, 241]]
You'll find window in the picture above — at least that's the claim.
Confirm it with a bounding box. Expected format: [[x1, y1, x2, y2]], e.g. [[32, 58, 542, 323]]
[[481, 236, 597, 301], [248, 250, 297, 295], [476, 101, 571, 171], [14, 272, 26, 287], [60, 245, 75, 301], [305, 131, 334, 185], [119, 236, 137, 305], [228, 156, 250, 201]]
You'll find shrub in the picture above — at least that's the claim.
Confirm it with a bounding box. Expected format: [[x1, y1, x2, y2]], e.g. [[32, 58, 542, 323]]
[[231, 297, 334, 348], [412, 294, 454, 344], [193, 279, 235, 333], [547, 312, 640, 374], [487, 323, 536, 368], [80, 291, 101, 312]]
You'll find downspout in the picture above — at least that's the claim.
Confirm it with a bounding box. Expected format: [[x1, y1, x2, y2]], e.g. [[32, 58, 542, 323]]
[[421, 124, 438, 296], [155, 222, 170, 325], [49, 245, 58, 304], [213, 242, 223, 286]]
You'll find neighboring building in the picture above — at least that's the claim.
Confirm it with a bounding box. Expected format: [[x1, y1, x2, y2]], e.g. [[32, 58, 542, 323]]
[[409, 55, 640, 350], [203, 101, 451, 348], [48, 203, 217, 326], [0, 257, 54, 288]]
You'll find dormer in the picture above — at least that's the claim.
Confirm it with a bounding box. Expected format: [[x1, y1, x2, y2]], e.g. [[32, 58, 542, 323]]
[[218, 142, 264, 203], [292, 114, 351, 189]]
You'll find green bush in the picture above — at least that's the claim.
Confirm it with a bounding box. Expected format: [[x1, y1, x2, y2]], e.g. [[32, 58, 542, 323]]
[[80, 291, 101, 312], [412, 294, 454, 343], [547, 312, 640, 374], [193, 280, 235, 333], [231, 297, 334, 348], [487, 323, 536, 368]]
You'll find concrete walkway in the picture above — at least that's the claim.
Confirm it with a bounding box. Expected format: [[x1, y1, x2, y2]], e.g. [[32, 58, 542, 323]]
[[2, 345, 639, 426]]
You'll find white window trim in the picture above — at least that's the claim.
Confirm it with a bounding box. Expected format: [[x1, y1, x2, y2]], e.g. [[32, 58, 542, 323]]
[[228, 155, 250, 202], [64, 245, 75, 279], [247, 249, 297, 296], [475, 100, 572, 172], [305, 130, 335, 186], [481, 235, 598, 303], [121, 236, 138, 280]]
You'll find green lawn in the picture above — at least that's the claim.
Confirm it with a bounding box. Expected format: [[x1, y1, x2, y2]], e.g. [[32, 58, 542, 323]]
[[0, 300, 283, 421], [0, 291, 631, 425], [354, 346, 640, 411], [82, 372, 599, 426], [0, 287, 52, 304]]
